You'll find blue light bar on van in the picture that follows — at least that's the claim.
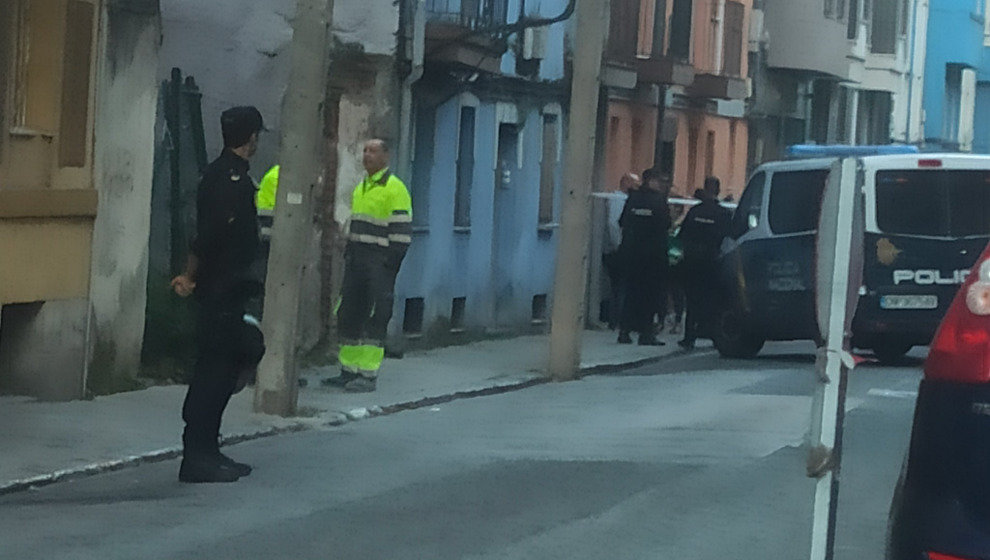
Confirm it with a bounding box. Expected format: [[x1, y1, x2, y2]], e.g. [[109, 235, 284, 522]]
[[786, 144, 920, 158]]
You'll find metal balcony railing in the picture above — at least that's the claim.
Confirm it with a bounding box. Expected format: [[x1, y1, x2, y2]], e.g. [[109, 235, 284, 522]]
[[425, 0, 509, 30]]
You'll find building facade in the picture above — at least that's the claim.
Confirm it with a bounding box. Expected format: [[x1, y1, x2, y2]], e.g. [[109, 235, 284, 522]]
[[0, 0, 160, 399], [922, 0, 990, 152], [391, 0, 569, 342], [750, 0, 921, 168]]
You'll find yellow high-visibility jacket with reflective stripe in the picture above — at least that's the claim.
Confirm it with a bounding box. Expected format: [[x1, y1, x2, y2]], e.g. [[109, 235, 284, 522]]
[[348, 168, 413, 260]]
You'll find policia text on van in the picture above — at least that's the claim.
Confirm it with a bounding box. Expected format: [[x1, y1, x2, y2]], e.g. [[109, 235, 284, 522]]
[[713, 146, 990, 364]]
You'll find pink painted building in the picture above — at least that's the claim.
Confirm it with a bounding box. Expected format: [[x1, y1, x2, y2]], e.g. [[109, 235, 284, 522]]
[[602, 0, 751, 200]]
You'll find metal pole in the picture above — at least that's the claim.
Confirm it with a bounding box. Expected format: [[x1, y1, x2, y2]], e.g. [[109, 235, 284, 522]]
[[254, 0, 333, 416], [548, 0, 610, 380]]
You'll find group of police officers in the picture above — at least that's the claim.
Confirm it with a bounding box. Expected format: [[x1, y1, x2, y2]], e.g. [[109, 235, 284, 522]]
[[170, 104, 730, 483], [612, 171, 732, 351]]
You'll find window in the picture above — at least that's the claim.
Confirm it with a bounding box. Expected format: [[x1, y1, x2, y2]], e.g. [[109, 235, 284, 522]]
[[450, 297, 466, 331], [59, 1, 95, 167], [13, 0, 61, 134], [825, 0, 835, 18], [876, 170, 990, 237], [705, 131, 716, 178], [848, 0, 860, 40], [539, 114, 558, 225], [532, 294, 548, 323], [411, 106, 436, 226], [768, 170, 829, 234], [669, 0, 692, 60], [944, 64, 964, 147], [403, 298, 425, 335], [984, 0, 990, 46], [871, 0, 898, 54], [723, 1, 745, 77], [454, 106, 475, 228], [731, 172, 766, 239], [2, 0, 97, 189]]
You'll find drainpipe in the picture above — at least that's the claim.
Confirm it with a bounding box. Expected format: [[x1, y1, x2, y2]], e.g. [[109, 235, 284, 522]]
[[399, 0, 426, 181], [904, 0, 919, 143]]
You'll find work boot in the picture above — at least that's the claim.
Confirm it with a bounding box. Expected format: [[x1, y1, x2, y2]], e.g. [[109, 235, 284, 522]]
[[179, 456, 241, 483], [638, 334, 666, 346], [322, 370, 359, 388], [217, 451, 253, 477], [344, 376, 377, 393], [617, 331, 633, 344]]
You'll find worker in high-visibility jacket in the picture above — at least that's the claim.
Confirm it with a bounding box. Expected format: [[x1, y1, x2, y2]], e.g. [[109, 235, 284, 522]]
[[256, 165, 279, 211], [323, 139, 412, 392]]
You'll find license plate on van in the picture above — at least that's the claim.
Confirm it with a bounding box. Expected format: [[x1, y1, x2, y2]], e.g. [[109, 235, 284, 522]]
[[880, 295, 938, 310]]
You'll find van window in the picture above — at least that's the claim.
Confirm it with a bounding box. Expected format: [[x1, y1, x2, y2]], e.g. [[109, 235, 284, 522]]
[[876, 170, 990, 237], [731, 171, 765, 238], [768, 170, 829, 234]]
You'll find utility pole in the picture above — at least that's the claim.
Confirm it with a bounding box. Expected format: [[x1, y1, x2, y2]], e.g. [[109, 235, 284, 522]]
[[808, 158, 864, 560], [548, 0, 609, 381], [254, 0, 333, 416]]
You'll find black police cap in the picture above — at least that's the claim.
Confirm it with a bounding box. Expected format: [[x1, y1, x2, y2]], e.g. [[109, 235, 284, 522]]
[[221, 106, 266, 147]]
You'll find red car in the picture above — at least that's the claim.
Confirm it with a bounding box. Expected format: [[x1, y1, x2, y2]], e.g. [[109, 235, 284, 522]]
[[887, 242, 990, 559]]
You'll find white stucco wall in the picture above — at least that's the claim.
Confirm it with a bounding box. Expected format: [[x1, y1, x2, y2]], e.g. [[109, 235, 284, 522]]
[[88, 1, 162, 383]]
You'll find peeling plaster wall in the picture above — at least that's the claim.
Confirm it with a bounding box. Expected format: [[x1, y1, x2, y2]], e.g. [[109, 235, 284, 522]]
[[158, 0, 295, 173], [88, 0, 161, 384], [333, 0, 400, 56]]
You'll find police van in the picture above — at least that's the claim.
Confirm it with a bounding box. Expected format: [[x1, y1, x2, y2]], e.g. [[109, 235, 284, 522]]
[[713, 146, 990, 363]]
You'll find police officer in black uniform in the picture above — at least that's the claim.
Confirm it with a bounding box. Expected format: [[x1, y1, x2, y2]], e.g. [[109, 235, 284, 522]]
[[617, 168, 670, 346], [170, 106, 266, 483], [677, 176, 732, 350]]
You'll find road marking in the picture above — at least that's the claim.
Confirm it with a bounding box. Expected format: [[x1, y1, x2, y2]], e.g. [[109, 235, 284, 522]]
[[867, 389, 918, 399]]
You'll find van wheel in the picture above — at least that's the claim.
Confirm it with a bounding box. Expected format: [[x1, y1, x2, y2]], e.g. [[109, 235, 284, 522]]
[[713, 308, 765, 359], [873, 342, 913, 365]]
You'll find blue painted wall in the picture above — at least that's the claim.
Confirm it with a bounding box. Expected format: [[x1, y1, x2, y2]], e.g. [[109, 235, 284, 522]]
[[392, 0, 570, 340], [923, 1, 989, 147]]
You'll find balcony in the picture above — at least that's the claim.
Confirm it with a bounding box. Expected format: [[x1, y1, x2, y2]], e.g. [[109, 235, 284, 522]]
[[424, 0, 509, 73], [688, 73, 748, 100], [636, 56, 695, 87]]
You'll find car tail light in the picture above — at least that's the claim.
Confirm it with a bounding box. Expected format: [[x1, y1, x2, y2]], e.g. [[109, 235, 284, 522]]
[[925, 246, 990, 383], [927, 552, 976, 560], [919, 158, 944, 168]]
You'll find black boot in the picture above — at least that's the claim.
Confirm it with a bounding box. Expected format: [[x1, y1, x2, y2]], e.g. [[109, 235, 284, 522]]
[[638, 334, 665, 346], [217, 451, 253, 477], [322, 370, 359, 388], [617, 331, 633, 344], [179, 455, 241, 483]]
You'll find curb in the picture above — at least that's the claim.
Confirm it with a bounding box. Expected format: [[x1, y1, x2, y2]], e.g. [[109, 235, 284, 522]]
[[0, 352, 685, 497]]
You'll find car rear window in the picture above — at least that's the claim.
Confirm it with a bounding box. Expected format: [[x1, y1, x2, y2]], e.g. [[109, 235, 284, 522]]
[[768, 169, 829, 234], [876, 170, 990, 237]]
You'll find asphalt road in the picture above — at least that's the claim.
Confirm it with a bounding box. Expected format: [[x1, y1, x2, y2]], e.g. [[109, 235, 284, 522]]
[[0, 342, 921, 560]]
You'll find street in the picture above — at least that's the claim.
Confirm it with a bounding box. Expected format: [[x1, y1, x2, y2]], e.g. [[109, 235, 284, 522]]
[[0, 342, 919, 560]]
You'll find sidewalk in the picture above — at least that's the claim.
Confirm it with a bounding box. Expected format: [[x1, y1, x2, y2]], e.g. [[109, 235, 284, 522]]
[[0, 330, 698, 494]]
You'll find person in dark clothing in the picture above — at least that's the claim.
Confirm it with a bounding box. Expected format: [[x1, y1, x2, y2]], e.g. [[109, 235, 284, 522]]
[[677, 176, 732, 350], [170, 106, 267, 483], [617, 168, 670, 346]]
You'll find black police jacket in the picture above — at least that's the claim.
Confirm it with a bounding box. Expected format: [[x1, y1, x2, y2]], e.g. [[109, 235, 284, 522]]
[[679, 198, 731, 264], [191, 149, 260, 299], [618, 188, 671, 260]]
